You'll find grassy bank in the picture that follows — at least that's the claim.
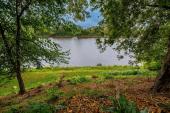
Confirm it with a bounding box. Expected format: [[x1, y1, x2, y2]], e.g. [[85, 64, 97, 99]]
[[1, 66, 170, 113], [0, 66, 157, 96]]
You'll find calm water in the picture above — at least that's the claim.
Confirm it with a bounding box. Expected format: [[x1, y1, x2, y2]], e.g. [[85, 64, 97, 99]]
[[50, 37, 132, 67]]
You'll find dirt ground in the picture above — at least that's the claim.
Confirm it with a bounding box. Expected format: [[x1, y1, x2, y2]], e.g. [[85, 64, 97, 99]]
[[0, 77, 170, 113]]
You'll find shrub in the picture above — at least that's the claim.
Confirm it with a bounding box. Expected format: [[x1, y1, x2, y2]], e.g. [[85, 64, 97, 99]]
[[7, 107, 20, 113], [96, 63, 102, 66], [46, 87, 64, 101], [102, 95, 148, 113], [91, 75, 98, 79], [102, 70, 140, 76], [104, 75, 114, 79], [69, 76, 89, 85], [7, 103, 66, 113], [122, 70, 138, 75], [144, 61, 161, 71], [25, 103, 56, 113], [11, 86, 18, 94]]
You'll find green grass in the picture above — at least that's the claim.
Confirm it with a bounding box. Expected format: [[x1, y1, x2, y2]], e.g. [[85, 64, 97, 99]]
[[68, 76, 90, 85], [0, 66, 157, 96]]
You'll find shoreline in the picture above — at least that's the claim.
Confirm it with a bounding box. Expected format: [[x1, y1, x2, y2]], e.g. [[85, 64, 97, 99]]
[[49, 35, 102, 39]]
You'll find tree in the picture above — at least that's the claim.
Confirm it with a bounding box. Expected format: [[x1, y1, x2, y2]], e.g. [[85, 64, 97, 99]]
[[0, 0, 88, 94], [91, 0, 170, 92]]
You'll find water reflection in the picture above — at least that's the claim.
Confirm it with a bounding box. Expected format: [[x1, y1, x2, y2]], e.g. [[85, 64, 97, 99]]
[[50, 37, 132, 67]]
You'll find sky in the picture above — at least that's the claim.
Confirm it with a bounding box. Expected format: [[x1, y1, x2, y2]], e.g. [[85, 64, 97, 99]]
[[76, 9, 102, 28]]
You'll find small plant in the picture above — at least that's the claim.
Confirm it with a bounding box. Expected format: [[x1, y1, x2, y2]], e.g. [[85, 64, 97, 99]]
[[69, 76, 90, 85], [7, 103, 66, 113], [144, 61, 161, 71], [91, 75, 98, 79], [102, 95, 148, 113], [104, 75, 114, 79], [7, 106, 21, 113], [12, 86, 18, 94], [25, 103, 56, 113], [46, 87, 64, 101], [123, 70, 138, 75]]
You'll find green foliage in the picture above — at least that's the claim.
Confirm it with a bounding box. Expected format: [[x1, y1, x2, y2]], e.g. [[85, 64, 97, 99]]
[[23, 103, 56, 113], [92, 0, 170, 65], [102, 95, 148, 113], [11, 86, 18, 94], [0, 66, 156, 96], [144, 61, 161, 71], [7, 102, 65, 113], [69, 76, 90, 85], [104, 75, 114, 79], [46, 87, 64, 100], [102, 69, 156, 78], [53, 22, 101, 37], [53, 22, 82, 36], [0, 0, 90, 75], [105, 70, 139, 76]]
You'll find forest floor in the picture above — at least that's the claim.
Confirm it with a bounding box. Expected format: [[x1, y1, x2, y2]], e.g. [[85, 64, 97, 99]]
[[0, 66, 170, 113]]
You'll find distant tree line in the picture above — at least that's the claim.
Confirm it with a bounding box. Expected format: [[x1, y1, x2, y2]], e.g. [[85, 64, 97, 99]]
[[51, 22, 102, 37]]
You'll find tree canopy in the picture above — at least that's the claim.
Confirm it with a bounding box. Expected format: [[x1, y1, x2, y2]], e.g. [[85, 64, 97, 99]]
[[91, 0, 170, 92], [91, 0, 170, 65], [0, 0, 89, 94]]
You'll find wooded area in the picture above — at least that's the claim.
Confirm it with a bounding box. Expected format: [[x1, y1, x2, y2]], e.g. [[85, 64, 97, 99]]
[[0, 0, 170, 113]]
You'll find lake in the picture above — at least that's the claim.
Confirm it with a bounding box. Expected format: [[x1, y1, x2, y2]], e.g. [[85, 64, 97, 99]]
[[50, 37, 132, 67]]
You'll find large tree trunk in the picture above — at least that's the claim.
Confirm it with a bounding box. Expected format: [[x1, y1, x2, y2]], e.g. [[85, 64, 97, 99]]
[[16, 63, 25, 94], [15, 0, 26, 94], [0, 22, 25, 94], [153, 37, 170, 92]]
